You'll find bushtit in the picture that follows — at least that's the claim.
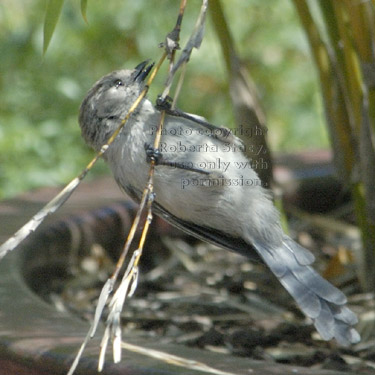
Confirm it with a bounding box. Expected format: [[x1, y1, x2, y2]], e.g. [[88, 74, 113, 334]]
[[79, 61, 360, 345]]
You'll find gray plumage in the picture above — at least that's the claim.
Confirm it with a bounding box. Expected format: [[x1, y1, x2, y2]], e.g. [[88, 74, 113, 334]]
[[79, 64, 360, 346]]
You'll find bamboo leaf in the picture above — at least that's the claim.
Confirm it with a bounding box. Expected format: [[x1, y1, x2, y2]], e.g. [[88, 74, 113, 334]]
[[292, 0, 355, 178], [294, 0, 375, 292], [43, 0, 65, 54], [332, 1, 363, 133], [317, 1, 353, 127], [209, 0, 272, 187], [81, 0, 88, 24], [344, 0, 372, 62]]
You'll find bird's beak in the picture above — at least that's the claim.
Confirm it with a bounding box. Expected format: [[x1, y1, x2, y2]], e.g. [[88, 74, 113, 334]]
[[133, 60, 154, 82]]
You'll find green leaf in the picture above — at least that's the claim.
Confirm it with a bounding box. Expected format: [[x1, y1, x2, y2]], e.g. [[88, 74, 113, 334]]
[[43, 0, 65, 54], [81, 0, 88, 24]]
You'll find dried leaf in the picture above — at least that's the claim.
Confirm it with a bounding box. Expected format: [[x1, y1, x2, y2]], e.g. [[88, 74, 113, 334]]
[[161, 0, 208, 99], [91, 278, 114, 337], [98, 326, 110, 372]]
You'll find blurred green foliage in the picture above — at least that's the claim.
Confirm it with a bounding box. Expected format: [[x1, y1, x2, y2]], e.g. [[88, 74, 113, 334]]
[[0, 0, 327, 198]]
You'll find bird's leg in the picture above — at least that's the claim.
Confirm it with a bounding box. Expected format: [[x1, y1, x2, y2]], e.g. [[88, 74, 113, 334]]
[[144, 143, 163, 164], [144, 143, 210, 175]]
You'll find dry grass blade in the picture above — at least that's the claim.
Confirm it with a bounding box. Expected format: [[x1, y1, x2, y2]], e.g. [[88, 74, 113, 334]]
[[121, 341, 239, 375], [92, 279, 115, 336], [67, 330, 93, 375], [0, 177, 80, 259], [101, 251, 140, 368]]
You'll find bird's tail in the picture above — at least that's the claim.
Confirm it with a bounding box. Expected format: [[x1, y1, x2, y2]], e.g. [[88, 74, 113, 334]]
[[254, 236, 360, 345]]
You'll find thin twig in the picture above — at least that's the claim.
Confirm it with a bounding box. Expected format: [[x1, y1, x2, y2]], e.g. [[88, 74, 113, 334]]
[[0, 53, 167, 261], [67, 53, 167, 375], [2, 1, 209, 374], [68, 1, 202, 372], [94, 1, 213, 372], [98, 140, 161, 370], [161, 0, 208, 101], [163, 0, 186, 57]]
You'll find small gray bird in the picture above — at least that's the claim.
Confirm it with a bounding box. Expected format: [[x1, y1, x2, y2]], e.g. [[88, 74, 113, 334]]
[[79, 61, 360, 345]]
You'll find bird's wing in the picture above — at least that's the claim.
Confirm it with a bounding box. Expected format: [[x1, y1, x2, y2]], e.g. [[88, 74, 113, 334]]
[[122, 182, 261, 262], [158, 106, 243, 147], [152, 201, 262, 262]]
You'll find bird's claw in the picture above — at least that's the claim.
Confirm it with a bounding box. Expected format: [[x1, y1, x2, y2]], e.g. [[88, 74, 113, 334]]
[[144, 143, 163, 164], [156, 95, 173, 111]]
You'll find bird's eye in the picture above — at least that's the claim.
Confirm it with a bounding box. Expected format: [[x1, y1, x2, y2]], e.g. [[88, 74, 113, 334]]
[[114, 79, 123, 88]]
